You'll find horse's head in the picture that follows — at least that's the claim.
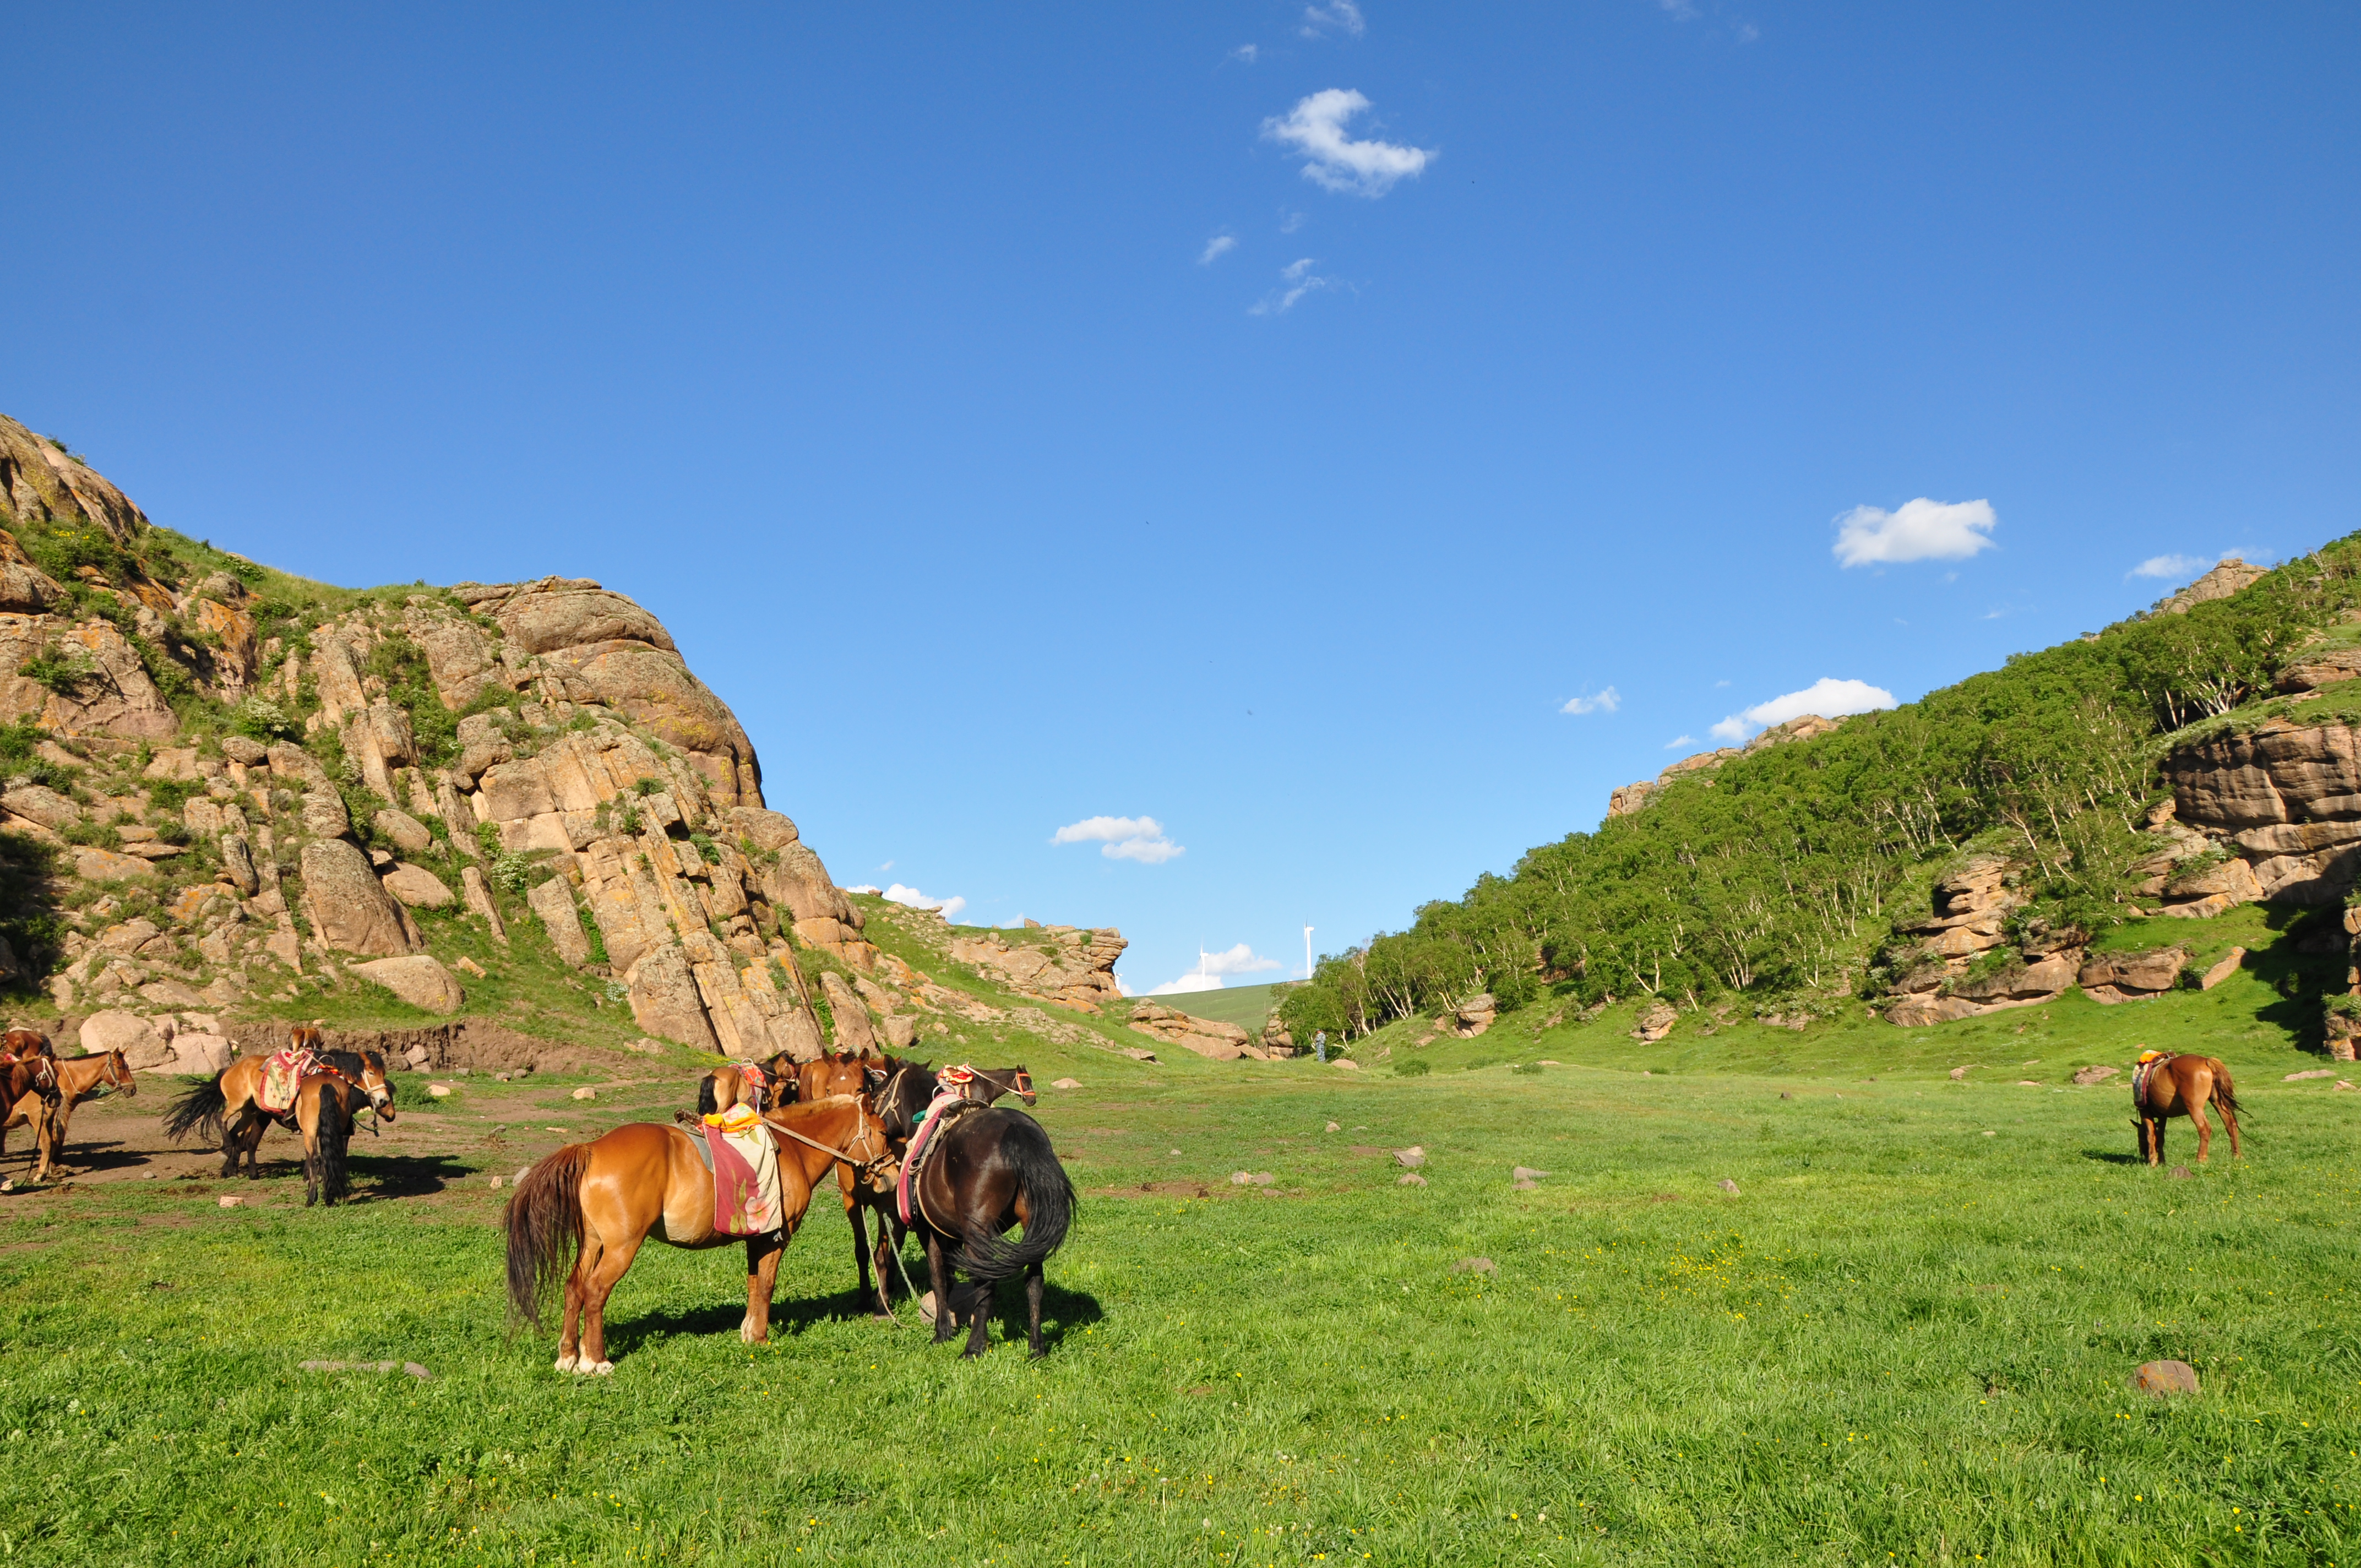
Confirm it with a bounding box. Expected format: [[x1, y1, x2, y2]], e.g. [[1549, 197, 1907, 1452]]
[[103, 1050, 135, 1097], [290, 1021, 325, 1053], [336, 1049, 395, 1120], [1, 1028, 52, 1063], [1001, 1066, 1036, 1106]]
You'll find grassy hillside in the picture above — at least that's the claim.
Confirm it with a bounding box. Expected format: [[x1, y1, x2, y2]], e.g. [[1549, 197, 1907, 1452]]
[[1143, 980, 1290, 1034], [1282, 536, 2361, 1050]]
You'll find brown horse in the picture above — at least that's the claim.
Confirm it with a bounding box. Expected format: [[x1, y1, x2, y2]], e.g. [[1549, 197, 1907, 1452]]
[[694, 1048, 875, 1120], [840, 1060, 1038, 1317], [503, 1094, 894, 1374], [2134, 1053, 2245, 1164], [164, 1026, 393, 1177], [3, 1049, 134, 1183], [282, 1069, 371, 1206]]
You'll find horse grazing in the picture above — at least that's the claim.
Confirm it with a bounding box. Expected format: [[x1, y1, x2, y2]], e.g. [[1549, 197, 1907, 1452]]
[[164, 1026, 393, 1178], [284, 1070, 361, 1206], [2133, 1052, 2245, 1165], [872, 1063, 1072, 1357], [503, 1094, 893, 1374], [3, 1049, 134, 1183]]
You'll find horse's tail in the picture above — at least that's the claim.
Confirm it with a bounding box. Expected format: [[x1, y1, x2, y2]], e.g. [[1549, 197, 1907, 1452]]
[[695, 1073, 719, 1119], [162, 1073, 228, 1145], [313, 1086, 350, 1205], [504, 1142, 591, 1331], [2212, 1063, 2247, 1126], [954, 1114, 1075, 1282]]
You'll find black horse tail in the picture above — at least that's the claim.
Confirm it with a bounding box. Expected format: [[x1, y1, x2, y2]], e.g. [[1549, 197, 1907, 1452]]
[[162, 1073, 229, 1145], [955, 1114, 1075, 1282], [504, 1143, 591, 1331], [313, 1086, 351, 1205]]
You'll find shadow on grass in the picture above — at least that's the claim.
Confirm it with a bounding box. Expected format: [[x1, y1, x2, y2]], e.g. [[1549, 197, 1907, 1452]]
[[350, 1152, 470, 1199], [2079, 1149, 2142, 1165], [600, 1273, 1104, 1360]]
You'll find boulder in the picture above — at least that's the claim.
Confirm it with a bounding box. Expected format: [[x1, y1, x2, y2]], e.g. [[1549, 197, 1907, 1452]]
[[2071, 1065, 2120, 1086], [625, 943, 719, 1052], [536, 641, 759, 807], [373, 809, 434, 854], [170, 1033, 234, 1074], [0, 414, 150, 542], [2162, 721, 2361, 832], [299, 839, 418, 956], [302, 788, 351, 839], [460, 864, 508, 943], [80, 1009, 168, 1069], [2076, 946, 2189, 1001], [2131, 1359, 2200, 1397], [0, 785, 78, 831], [380, 862, 454, 908], [721, 807, 799, 852], [880, 1015, 918, 1050], [493, 583, 677, 656], [819, 970, 877, 1053], [415, 619, 504, 708], [265, 742, 331, 790], [2275, 643, 2361, 694], [453, 712, 514, 784], [219, 735, 268, 766], [526, 876, 591, 967], [2197, 947, 2246, 990], [2163, 855, 2261, 906], [138, 979, 206, 1009], [74, 846, 153, 881], [1631, 1001, 1678, 1042], [350, 955, 464, 1014], [0, 562, 62, 614], [1452, 994, 1497, 1037], [1887, 995, 1985, 1027]]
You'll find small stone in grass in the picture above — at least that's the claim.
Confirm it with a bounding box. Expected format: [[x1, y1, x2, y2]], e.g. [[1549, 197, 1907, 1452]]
[[1052, 1077, 1081, 1089], [489, 1175, 502, 1189], [1538, 1059, 1560, 1066], [1949, 1066, 1974, 1081], [1452, 1257, 1497, 1276], [1512, 1179, 1537, 1191], [1511, 1166, 1549, 1183], [428, 1084, 451, 1098], [1981, 1130, 1996, 1137], [2132, 1359, 2199, 1397], [1331, 1058, 1359, 1070], [218, 1196, 242, 1208], [1396, 1172, 1427, 1187], [1718, 1178, 1740, 1195], [571, 1087, 597, 1102], [2169, 1166, 2194, 1179], [1325, 1121, 1340, 1133], [1778, 1092, 1792, 1101], [2285, 1068, 2336, 1081], [1393, 1146, 1425, 1169], [2337, 1080, 2356, 1091]]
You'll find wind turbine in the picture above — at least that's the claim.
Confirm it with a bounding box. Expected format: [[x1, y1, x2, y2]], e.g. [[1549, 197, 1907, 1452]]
[[1303, 925, 1314, 980]]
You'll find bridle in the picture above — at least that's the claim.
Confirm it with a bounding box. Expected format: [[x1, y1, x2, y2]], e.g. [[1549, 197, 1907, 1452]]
[[302, 1056, 393, 1130], [760, 1095, 896, 1185]]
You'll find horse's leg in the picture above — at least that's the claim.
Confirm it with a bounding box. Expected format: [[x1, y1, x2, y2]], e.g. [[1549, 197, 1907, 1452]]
[[872, 1204, 902, 1316], [845, 1188, 878, 1313], [963, 1276, 993, 1358], [1025, 1262, 1045, 1359], [742, 1233, 785, 1344], [557, 1234, 602, 1372], [923, 1227, 956, 1343], [2220, 1096, 2242, 1158], [2191, 1096, 2213, 1163], [576, 1231, 644, 1373]]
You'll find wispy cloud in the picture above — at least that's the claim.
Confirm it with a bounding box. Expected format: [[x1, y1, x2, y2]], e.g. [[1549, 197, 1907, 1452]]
[[1263, 89, 1434, 197], [1198, 233, 1238, 265], [1249, 256, 1330, 315], [1279, 210, 1305, 233], [1149, 943, 1282, 996], [1709, 677, 1897, 742], [1150, 973, 1225, 995], [1560, 686, 1620, 716], [1052, 814, 1184, 864], [1832, 498, 1997, 567], [1298, 1, 1365, 39], [1663, 734, 1695, 749], [1230, 43, 1260, 63], [2129, 553, 2209, 581]]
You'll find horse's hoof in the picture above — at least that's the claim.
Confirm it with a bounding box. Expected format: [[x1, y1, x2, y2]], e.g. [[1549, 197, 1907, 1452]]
[[586, 1360, 615, 1376], [554, 1354, 578, 1373]]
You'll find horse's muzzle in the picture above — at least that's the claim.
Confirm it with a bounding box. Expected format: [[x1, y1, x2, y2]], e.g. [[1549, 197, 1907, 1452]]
[[372, 1090, 396, 1120]]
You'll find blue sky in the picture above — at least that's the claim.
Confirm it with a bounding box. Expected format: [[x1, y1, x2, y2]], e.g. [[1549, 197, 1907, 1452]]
[[6, 3, 2357, 995]]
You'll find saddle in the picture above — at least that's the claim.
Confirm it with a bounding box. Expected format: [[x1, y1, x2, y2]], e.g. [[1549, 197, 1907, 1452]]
[[258, 1048, 317, 1115], [696, 1103, 785, 1237], [897, 1081, 983, 1229], [2130, 1050, 2174, 1108]]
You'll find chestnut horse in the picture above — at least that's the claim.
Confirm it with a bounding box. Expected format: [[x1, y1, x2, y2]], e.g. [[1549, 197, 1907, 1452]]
[[2134, 1053, 2244, 1164], [871, 1062, 1071, 1357], [164, 1027, 393, 1178], [503, 1094, 894, 1374], [3, 1049, 134, 1183]]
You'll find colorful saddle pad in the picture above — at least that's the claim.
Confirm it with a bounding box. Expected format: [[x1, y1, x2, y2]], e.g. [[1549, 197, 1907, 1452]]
[[700, 1104, 784, 1237], [258, 1049, 316, 1114], [2130, 1052, 2173, 1106], [897, 1088, 978, 1227]]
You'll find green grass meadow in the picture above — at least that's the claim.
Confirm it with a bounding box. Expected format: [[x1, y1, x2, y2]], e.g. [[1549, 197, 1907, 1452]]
[[2, 970, 2357, 1566]]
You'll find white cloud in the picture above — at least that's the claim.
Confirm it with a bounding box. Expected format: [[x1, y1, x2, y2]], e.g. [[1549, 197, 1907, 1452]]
[[1230, 43, 1260, 63], [1658, 0, 1699, 17], [878, 883, 967, 923], [1052, 814, 1184, 864], [1150, 972, 1226, 995], [1262, 89, 1434, 197], [1710, 677, 1897, 743], [1298, 1, 1365, 39], [1249, 257, 1331, 315], [1201, 943, 1282, 976], [1198, 233, 1237, 265], [1560, 686, 1620, 716], [1663, 734, 1695, 749], [1832, 498, 1997, 567], [2129, 553, 2208, 581], [1279, 210, 1305, 233]]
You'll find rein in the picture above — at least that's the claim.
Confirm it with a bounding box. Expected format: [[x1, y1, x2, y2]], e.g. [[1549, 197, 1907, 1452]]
[[761, 1103, 893, 1181]]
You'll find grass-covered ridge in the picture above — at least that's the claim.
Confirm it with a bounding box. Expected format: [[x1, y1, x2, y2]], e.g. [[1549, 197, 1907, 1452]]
[[1283, 536, 2361, 1046]]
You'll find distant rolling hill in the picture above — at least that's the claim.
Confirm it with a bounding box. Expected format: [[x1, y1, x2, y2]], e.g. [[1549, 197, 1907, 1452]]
[[1145, 982, 1290, 1035]]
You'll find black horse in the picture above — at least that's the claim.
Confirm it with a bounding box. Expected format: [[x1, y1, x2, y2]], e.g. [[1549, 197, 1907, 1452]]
[[871, 1061, 1071, 1356]]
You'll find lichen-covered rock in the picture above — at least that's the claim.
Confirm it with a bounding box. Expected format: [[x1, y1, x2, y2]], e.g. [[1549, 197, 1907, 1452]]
[[0, 619, 177, 738], [625, 943, 717, 1052], [526, 876, 591, 967], [300, 839, 418, 956], [0, 415, 150, 543], [351, 954, 464, 1014], [381, 862, 454, 908], [818, 969, 877, 1053], [373, 808, 434, 854], [302, 788, 351, 839]]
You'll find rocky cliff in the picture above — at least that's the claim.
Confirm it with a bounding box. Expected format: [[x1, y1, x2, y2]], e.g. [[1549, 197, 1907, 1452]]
[[0, 412, 889, 1062]]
